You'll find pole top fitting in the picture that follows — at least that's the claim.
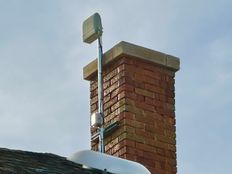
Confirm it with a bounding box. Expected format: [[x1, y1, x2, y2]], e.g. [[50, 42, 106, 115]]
[[83, 13, 103, 44]]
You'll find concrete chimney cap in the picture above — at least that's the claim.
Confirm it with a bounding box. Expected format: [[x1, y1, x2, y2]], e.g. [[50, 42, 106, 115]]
[[83, 41, 180, 80]]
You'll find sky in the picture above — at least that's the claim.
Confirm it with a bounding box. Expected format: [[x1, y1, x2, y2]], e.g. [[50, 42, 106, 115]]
[[0, 0, 231, 174]]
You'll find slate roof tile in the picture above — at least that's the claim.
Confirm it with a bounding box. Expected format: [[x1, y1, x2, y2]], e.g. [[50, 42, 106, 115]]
[[0, 148, 104, 174]]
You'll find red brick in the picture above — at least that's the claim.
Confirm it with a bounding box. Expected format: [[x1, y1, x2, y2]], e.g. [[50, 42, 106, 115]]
[[90, 81, 98, 91], [118, 112, 135, 120], [134, 73, 145, 82], [90, 103, 97, 112], [142, 69, 153, 77], [124, 139, 136, 147], [167, 97, 175, 104], [90, 89, 97, 98], [103, 68, 118, 82], [104, 97, 117, 110], [111, 88, 119, 98], [135, 129, 154, 139], [135, 88, 154, 98], [118, 146, 127, 156], [117, 91, 126, 100], [136, 142, 155, 153], [125, 91, 137, 100], [144, 76, 160, 86], [111, 99, 127, 112], [103, 108, 111, 117], [90, 95, 98, 105], [88, 55, 178, 174], [118, 84, 134, 93], [124, 105, 144, 115], [145, 84, 165, 94], [104, 81, 119, 96], [103, 94, 111, 103], [103, 81, 110, 89], [122, 153, 136, 161], [145, 97, 153, 105], [135, 101, 155, 112], [143, 69, 161, 80], [136, 94, 145, 102], [123, 119, 145, 129]]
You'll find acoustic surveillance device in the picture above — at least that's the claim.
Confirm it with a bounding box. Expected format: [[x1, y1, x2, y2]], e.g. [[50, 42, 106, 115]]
[[83, 13, 103, 44]]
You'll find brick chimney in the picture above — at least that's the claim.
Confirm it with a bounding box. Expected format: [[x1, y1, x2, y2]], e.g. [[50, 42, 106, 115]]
[[83, 41, 180, 174]]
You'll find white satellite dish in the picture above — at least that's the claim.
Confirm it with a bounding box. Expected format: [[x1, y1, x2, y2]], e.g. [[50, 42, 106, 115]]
[[68, 150, 151, 174]]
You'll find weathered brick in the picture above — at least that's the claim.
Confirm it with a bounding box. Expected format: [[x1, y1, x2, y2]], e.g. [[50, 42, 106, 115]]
[[144, 76, 160, 86], [117, 64, 126, 72], [134, 73, 145, 82], [136, 94, 145, 102], [103, 68, 118, 82], [104, 81, 119, 96], [136, 142, 155, 153], [135, 114, 154, 125], [135, 88, 154, 98], [90, 103, 97, 112], [126, 133, 145, 143], [143, 69, 162, 80], [145, 97, 153, 105], [90, 81, 98, 91], [90, 95, 98, 105], [103, 81, 110, 89], [118, 84, 134, 93], [135, 129, 154, 139], [111, 88, 119, 99], [104, 97, 117, 110], [123, 139, 136, 148], [87, 49, 179, 174], [125, 91, 137, 100], [145, 84, 165, 94], [135, 101, 155, 112], [103, 108, 111, 116], [118, 132, 127, 142], [90, 89, 97, 98], [118, 146, 127, 156], [156, 134, 176, 145], [123, 125, 135, 134], [103, 94, 111, 103], [118, 91, 126, 100], [110, 98, 134, 112], [123, 118, 145, 129], [124, 105, 144, 115], [118, 112, 135, 121]]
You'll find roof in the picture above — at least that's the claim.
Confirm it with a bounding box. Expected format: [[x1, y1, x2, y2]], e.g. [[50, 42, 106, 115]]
[[0, 148, 107, 174], [83, 41, 180, 80]]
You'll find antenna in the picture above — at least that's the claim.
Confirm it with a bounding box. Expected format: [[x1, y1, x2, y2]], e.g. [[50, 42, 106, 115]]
[[83, 13, 105, 153]]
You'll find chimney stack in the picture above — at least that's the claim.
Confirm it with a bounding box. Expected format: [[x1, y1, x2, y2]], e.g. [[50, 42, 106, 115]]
[[83, 41, 180, 174]]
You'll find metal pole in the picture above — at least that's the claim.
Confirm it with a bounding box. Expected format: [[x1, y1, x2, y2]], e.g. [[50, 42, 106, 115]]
[[98, 36, 104, 153]]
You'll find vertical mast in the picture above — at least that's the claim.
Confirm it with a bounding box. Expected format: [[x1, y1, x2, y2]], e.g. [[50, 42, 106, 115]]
[[98, 36, 104, 153], [82, 13, 104, 153]]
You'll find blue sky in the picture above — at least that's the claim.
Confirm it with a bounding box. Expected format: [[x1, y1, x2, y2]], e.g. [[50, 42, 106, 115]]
[[0, 1, 231, 174]]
